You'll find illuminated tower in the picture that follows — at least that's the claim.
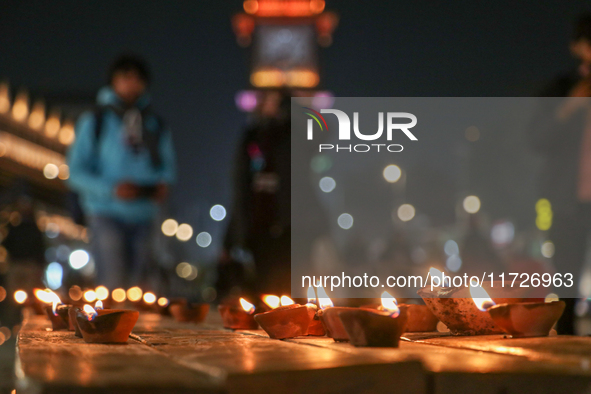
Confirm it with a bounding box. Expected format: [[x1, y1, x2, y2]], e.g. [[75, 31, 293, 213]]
[[232, 0, 338, 92]]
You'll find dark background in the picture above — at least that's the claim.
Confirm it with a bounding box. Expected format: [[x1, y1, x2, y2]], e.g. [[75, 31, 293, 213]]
[[1, 0, 590, 259]]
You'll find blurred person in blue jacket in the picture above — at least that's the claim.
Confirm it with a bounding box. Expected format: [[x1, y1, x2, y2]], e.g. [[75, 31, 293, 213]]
[[67, 54, 176, 289]]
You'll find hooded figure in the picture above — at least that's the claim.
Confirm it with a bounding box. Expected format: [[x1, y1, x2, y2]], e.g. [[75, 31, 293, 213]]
[[67, 54, 176, 288]]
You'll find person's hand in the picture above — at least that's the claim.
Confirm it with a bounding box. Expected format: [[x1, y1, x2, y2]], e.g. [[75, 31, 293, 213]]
[[115, 182, 141, 200], [153, 183, 169, 203]]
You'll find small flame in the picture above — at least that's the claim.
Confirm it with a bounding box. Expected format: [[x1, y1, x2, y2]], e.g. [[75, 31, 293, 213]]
[[316, 284, 334, 309], [470, 285, 496, 311], [262, 295, 281, 309], [83, 304, 98, 321], [429, 267, 443, 277], [14, 290, 27, 304], [34, 289, 62, 315], [280, 296, 295, 306], [239, 298, 255, 314], [307, 285, 316, 304], [429, 267, 451, 287], [95, 300, 103, 310], [380, 291, 400, 318]]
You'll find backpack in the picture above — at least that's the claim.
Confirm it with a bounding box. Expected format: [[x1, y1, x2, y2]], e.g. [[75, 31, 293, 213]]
[[68, 106, 164, 225]]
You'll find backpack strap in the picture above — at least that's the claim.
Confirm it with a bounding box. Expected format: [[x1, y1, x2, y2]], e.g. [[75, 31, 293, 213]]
[[141, 107, 164, 168], [93, 106, 106, 142], [93, 105, 164, 169]]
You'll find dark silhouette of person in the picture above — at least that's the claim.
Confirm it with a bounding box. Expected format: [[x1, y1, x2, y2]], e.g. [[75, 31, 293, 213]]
[[528, 14, 591, 334], [221, 90, 294, 298]]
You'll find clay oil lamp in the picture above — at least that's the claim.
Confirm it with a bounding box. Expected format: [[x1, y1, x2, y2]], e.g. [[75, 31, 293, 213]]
[[76, 303, 139, 344], [305, 286, 327, 336], [35, 289, 73, 331], [70, 300, 103, 338], [254, 290, 326, 339], [472, 287, 565, 338], [399, 303, 438, 332], [168, 298, 210, 323], [317, 288, 358, 342], [254, 295, 313, 339], [360, 295, 438, 333], [218, 298, 258, 330], [418, 267, 529, 335], [338, 291, 408, 348], [69, 306, 82, 337]]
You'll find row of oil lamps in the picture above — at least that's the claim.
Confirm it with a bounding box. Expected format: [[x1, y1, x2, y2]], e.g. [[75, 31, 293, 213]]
[[32, 267, 566, 347]]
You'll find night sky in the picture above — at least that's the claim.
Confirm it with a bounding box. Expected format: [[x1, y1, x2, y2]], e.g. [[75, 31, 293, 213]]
[[1, 0, 591, 262]]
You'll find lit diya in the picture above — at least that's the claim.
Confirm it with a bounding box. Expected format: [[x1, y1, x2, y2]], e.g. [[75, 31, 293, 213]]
[[399, 303, 438, 332], [418, 268, 530, 335], [338, 291, 408, 347], [473, 287, 565, 338], [361, 294, 438, 333], [35, 289, 73, 331], [316, 286, 359, 342], [168, 298, 210, 323], [218, 298, 258, 330], [75, 302, 139, 343], [254, 290, 327, 339], [306, 285, 328, 336]]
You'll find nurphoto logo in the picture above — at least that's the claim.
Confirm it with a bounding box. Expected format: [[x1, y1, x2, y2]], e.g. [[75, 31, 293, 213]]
[[304, 107, 418, 153]]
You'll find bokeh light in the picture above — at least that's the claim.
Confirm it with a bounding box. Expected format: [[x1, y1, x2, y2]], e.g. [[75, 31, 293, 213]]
[[541, 241, 555, 258], [43, 163, 59, 179], [127, 287, 143, 302], [490, 221, 515, 247], [95, 286, 109, 301], [319, 176, 336, 193], [58, 164, 70, 180], [83, 290, 97, 302], [383, 165, 402, 183], [310, 154, 332, 173], [143, 292, 156, 304], [535, 198, 552, 231], [157, 297, 169, 307], [444, 240, 459, 256], [69, 285, 82, 301], [196, 232, 212, 247], [69, 250, 89, 269], [14, 290, 27, 304], [112, 288, 126, 303], [337, 213, 353, 229], [161, 219, 178, 236], [45, 262, 63, 290], [176, 262, 198, 281], [463, 195, 481, 214], [397, 204, 415, 222], [210, 205, 227, 221], [176, 223, 193, 241], [446, 255, 462, 272]]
